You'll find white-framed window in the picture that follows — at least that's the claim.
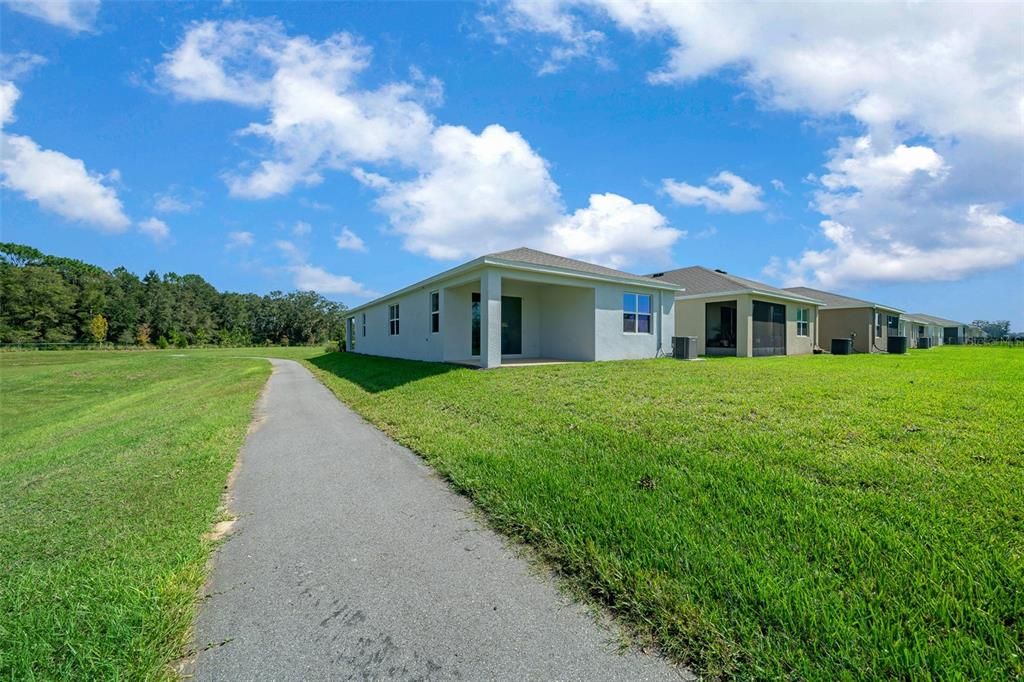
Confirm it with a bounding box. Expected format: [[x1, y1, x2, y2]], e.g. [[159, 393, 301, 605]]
[[874, 312, 882, 338], [429, 291, 440, 334], [796, 308, 809, 337], [361, 313, 366, 337], [388, 304, 400, 336], [623, 293, 653, 334]]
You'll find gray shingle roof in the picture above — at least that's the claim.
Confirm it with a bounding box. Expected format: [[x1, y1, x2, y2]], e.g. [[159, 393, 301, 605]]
[[785, 286, 902, 312], [647, 266, 822, 302], [906, 312, 966, 327], [487, 247, 673, 287]]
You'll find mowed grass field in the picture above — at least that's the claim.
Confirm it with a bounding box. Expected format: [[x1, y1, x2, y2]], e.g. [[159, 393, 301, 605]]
[[2, 346, 1021, 679], [0, 351, 271, 679], [303, 346, 1024, 680]]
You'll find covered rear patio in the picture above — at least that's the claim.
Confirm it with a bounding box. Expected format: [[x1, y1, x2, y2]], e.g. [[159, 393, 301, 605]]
[[440, 271, 597, 368]]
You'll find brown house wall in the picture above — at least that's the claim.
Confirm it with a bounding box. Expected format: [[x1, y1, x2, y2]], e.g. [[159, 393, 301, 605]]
[[817, 307, 882, 353]]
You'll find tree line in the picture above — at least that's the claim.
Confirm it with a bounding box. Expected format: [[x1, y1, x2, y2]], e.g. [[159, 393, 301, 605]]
[[970, 320, 1012, 341], [0, 243, 347, 347]]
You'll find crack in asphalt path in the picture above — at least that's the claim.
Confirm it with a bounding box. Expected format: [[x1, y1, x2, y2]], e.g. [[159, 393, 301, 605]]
[[192, 358, 689, 681]]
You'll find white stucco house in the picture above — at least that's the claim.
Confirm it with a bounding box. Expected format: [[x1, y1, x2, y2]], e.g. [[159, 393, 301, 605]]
[[345, 247, 682, 368]]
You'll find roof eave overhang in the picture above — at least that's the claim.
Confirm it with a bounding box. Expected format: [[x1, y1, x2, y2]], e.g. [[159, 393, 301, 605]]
[[483, 257, 684, 291], [346, 256, 488, 316], [674, 288, 825, 305], [820, 303, 905, 314], [346, 256, 683, 316]]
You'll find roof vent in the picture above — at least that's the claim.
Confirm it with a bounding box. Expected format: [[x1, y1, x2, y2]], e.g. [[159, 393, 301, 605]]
[[650, 272, 664, 278], [714, 269, 728, 274]]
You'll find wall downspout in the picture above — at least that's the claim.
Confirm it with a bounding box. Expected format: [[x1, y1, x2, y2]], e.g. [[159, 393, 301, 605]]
[[870, 306, 887, 353]]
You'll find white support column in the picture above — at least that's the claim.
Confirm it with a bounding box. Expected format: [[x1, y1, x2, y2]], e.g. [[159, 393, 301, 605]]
[[480, 269, 502, 368], [735, 297, 752, 357]]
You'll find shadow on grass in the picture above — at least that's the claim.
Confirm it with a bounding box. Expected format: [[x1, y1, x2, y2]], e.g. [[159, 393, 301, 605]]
[[308, 352, 461, 393]]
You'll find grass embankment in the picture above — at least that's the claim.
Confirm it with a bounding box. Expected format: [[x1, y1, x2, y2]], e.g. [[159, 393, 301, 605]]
[[0, 351, 270, 679], [189, 345, 331, 361], [304, 347, 1024, 679]]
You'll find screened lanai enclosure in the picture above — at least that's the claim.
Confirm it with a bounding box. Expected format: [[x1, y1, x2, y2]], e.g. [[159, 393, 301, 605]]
[[752, 300, 787, 356], [705, 301, 738, 356]]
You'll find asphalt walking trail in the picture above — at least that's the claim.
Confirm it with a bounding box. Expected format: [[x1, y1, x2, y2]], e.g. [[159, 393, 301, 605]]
[[192, 358, 687, 681]]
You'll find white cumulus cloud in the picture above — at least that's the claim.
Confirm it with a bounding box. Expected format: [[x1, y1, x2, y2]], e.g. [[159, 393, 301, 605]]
[[662, 171, 765, 213], [225, 230, 254, 249], [289, 264, 376, 297], [137, 217, 170, 243], [159, 19, 436, 199], [158, 19, 682, 270], [334, 227, 366, 252], [494, 2, 1023, 144], [771, 137, 1024, 287], [3, 0, 100, 33], [1, 131, 130, 231], [154, 187, 202, 214], [545, 192, 681, 269], [273, 238, 375, 297], [376, 123, 563, 260], [0, 51, 48, 79], [495, 1, 1024, 282], [1, 79, 131, 231], [0, 80, 18, 127]]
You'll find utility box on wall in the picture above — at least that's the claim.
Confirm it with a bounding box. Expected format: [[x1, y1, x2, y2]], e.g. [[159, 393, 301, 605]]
[[672, 336, 698, 360]]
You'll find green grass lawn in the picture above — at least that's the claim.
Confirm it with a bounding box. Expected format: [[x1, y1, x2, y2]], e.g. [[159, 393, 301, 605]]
[[303, 346, 1024, 680], [0, 350, 271, 679], [2, 346, 1021, 679]]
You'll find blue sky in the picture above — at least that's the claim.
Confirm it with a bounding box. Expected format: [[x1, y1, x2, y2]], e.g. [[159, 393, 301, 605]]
[[2, 1, 1022, 328]]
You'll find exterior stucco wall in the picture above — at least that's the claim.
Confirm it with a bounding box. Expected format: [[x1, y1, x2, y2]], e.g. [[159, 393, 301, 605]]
[[353, 284, 447, 362], [594, 282, 673, 360], [786, 299, 818, 356], [675, 293, 816, 357], [817, 307, 876, 353], [538, 285, 596, 360], [442, 281, 475, 362], [818, 307, 906, 353], [349, 264, 675, 365]]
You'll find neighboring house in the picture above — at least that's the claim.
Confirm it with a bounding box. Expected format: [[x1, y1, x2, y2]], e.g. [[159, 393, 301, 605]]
[[907, 313, 978, 345], [647, 267, 823, 357], [786, 287, 904, 353], [344, 247, 681, 368], [902, 314, 944, 348]]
